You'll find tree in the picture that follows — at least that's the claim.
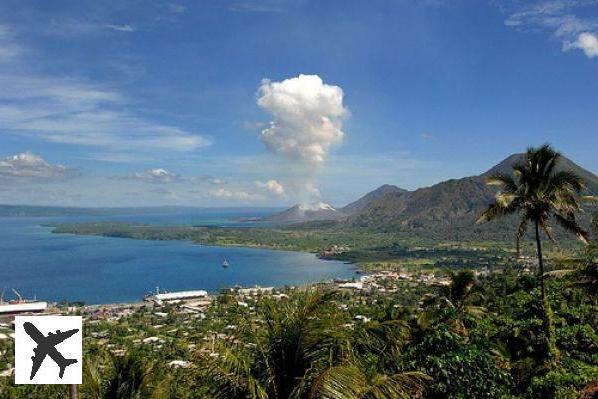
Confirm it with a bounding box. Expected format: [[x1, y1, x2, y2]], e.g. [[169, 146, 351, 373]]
[[197, 290, 428, 399], [85, 351, 167, 399], [418, 270, 486, 337], [477, 144, 593, 364], [197, 291, 343, 399]]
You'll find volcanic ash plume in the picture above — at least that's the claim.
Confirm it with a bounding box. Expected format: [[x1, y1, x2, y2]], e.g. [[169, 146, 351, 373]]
[[257, 74, 347, 165], [256, 74, 347, 204]]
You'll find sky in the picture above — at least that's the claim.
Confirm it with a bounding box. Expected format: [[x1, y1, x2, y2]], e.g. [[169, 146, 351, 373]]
[[0, 0, 597, 207]]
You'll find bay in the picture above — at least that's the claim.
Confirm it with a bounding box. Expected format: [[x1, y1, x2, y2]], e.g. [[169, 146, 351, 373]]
[[0, 209, 356, 304]]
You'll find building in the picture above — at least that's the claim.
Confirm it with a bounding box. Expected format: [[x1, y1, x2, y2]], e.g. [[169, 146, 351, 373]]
[[145, 290, 208, 305], [0, 301, 48, 316]]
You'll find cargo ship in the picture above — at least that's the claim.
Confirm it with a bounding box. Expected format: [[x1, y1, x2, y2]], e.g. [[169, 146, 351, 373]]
[[0, 289, 48, 316]]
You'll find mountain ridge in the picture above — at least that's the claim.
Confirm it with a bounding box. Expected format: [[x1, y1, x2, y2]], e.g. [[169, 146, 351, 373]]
[[340, 184, 408, 215], [345, 153, 598, 239], [266, 152, 597, 241]]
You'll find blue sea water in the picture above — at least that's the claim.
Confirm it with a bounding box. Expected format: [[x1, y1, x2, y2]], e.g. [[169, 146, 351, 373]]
[[0, 209, 356, 304]]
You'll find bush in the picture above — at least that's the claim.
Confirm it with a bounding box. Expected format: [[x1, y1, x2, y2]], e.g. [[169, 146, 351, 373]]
[[526, 360, 598, 399], [404, 326, 512, 398]]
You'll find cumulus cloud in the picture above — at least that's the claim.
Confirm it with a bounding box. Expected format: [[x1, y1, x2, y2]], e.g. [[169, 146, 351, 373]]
[[564, 32, 598, 58], [501, 1, 598, 59], [257, 74, 348, 165], [126, 168, 180, 184], [0, 152, 74, 180], [256, 179, 285, 196]]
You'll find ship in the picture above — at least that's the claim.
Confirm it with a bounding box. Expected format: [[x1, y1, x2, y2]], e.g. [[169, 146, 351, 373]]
[[222, 259, 230, 268], [0, 289, 48, 315]]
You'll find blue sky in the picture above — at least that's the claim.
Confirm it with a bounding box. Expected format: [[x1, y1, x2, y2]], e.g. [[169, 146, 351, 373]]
[[0, 0, 597, 207]]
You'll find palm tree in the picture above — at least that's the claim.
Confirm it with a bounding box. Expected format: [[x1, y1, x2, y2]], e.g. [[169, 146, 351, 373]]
[[477, 144, 591, 301], [477, 144, 594, 363], [547, 241, 598, 296], [418, 270, 485, 336], [197, 290, 428, 399], [309, 319, 429, 399], [308, 363, 428, 399], [197, 291, 343, 399], [103, 351, 166, 399]]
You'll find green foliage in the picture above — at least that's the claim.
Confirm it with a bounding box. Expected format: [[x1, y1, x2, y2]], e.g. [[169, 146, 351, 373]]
[[556, 324, 598, 364], [526, 360, 598, 399], [1, 252, 596, 399], [404, 325, 512, 399]]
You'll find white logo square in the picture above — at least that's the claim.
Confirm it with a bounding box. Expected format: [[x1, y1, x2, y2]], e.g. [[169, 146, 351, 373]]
[[14, 316, 82, 385]]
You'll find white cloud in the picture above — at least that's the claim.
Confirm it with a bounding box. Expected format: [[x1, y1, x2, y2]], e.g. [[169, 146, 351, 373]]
[[105, 24, 135, 32], [501, 1, 598, 59], [208, 187, 259, 200], [0, 25, 211, 155], [0, 24, 23, 62], [564, 32, 598, 58], [257, 74, 348, 165], [126, 168, 179, 184], [228, 0, 285, 13], [0, 152, 74, 180], [256, 179, 285, 196]]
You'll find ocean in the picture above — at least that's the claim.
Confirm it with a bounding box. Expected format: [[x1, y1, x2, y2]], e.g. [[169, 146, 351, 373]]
[[0, 209, 356, 304]]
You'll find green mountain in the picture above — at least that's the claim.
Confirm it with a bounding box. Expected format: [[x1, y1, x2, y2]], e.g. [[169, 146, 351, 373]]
[[340, 184, 408, 215], [345, 153, 598, 241]]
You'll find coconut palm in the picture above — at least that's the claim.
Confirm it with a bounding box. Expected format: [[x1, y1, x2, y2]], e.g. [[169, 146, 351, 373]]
[[477, 144, 594, 363], [547, 242, 598, 296], [197, 290, 428, 399], [312, 319, 429, 399], [308, 363, 428, 399], [103, 351, 167, 399], [418, 270, 485, 336], [197, 290, 345, 399], [477, 144, 592, 301]]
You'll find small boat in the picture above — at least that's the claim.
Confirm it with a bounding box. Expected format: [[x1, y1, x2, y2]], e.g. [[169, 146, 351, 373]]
[[222, 259, 230, 268]]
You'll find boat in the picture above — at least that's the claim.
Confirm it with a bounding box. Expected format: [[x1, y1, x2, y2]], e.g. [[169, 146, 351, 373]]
[[0, 289, 47, 315], [222, 259, 230, 268]]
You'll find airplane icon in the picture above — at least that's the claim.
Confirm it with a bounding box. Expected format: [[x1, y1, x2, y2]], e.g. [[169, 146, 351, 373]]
[[23, 321, 79, 380]]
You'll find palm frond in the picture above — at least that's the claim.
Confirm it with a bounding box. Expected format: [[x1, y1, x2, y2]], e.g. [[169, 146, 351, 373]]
[[308, 363, 429, 399], [476, 202, 517, 224], [515, 217, 528, 255], [546, 170, 585, 194], [308, 363, 365, 399], [581, 195, 598, 204], [553, 213, 589, 244], [486, 173, 518, 193]]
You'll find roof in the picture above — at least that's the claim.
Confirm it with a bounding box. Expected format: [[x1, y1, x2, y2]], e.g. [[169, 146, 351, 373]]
[[0, 301, 48, 314], [152, 290, 208, 301]]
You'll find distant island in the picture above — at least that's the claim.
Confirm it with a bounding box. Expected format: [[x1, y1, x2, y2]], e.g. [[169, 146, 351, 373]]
[[52, 153, 596, 265]]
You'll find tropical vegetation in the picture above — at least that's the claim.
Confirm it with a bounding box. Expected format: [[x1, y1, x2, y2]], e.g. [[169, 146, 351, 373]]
[[1, 145, 596, 398]]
